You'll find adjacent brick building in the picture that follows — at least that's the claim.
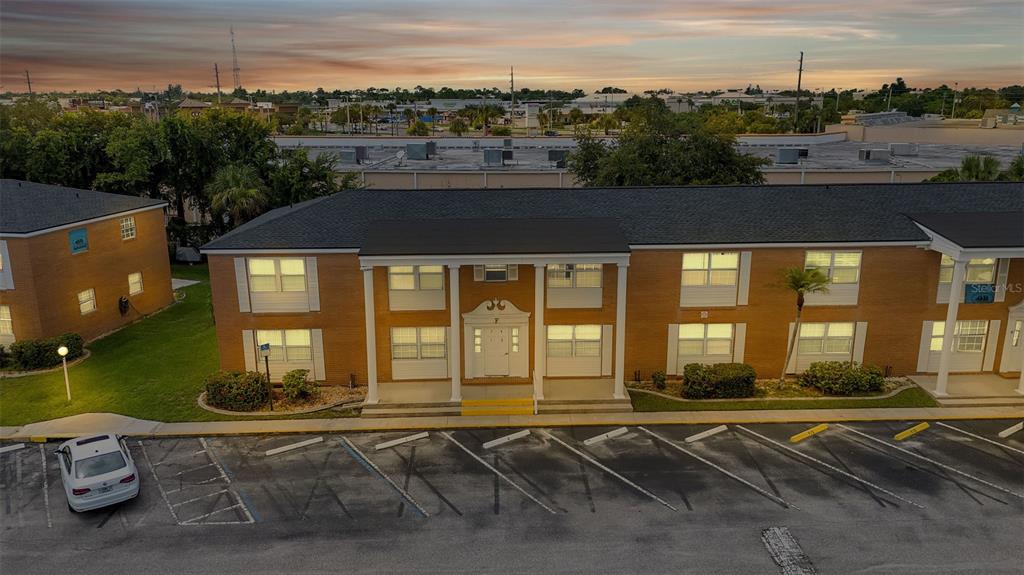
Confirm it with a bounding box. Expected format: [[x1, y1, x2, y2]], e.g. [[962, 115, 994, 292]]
[[201, 183, 1024, 415], [0, 180, 175, 345]]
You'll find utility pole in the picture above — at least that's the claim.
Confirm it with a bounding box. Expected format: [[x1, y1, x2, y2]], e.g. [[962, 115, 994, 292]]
[[510, 66, 515, 127], [24, 70, 33, 95], [213, 63, 222, 103], [886, 83, 893, 111], [230, 26, 242, 90], [793, 51, 803, 133]]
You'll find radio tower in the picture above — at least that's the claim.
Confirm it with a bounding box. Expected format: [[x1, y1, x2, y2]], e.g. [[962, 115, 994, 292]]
[[230, 26, 242, 90]]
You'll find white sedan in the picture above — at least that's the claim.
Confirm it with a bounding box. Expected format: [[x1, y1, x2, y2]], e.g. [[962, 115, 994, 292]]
[[55, 434, 140, 512]]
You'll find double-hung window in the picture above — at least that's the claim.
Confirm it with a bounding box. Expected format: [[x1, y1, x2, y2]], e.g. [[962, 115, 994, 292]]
[[128, 272, 144, 295], [798, 322, 855, 355], [388, 265, 444, 290], [678, 324, 733, 357], [0, 306, 12, 336], [484, 265, 510, 282], [930, 320, 987, 353], [939, 256, 996, 284], [547, 264, 602, 288], [547, 325, 601, 358], [248, 258, 306, 292], [681, 252, 739, 287], [256, 329, 312, 362], [78, 288, 97, 315], [805, 251, 861, 284], [120, 216, 137, 240], [391, 327, 447, 360]]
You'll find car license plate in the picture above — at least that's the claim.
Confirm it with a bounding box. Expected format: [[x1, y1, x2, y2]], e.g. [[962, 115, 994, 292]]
[[98, 486, 113, 494]]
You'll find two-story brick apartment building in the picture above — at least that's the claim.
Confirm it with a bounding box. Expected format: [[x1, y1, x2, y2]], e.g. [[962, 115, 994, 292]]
[[202, 182, 1023, 416], [0, 180, 174, 345]]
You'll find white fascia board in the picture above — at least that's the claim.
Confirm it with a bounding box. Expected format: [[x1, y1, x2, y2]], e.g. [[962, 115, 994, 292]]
[[629, 240, 928, 250], [0, 204, 167, 238], [200, 248, 361, 255], [912, 223, 1024, 260], [359, 253, 630, 268]]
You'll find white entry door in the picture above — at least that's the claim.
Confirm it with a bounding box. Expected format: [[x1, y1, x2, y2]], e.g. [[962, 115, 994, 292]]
[[483, 327, 510, 376], [1001, 318, 1023, 372]]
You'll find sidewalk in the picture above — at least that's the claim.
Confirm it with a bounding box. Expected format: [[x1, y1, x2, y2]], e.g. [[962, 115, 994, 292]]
[[2, 407, 1022, 441]]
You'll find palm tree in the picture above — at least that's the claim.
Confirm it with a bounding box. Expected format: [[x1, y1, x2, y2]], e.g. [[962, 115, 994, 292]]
[[959, 155, 1001, 181], [449, 117, 468, 137], [427, 107, 438, 134], [206, 164, 268, 226], [779, 267, 830, 382]]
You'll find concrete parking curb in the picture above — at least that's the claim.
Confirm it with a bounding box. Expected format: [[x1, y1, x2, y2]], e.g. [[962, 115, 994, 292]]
[[2, 406, 1021, 441]]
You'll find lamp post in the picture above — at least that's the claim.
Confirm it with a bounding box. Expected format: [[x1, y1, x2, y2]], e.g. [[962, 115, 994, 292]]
[[57, 346, 71, 402]]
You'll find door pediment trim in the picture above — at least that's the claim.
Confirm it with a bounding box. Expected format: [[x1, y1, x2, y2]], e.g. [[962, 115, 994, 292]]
[[463, 298, 531, 326]]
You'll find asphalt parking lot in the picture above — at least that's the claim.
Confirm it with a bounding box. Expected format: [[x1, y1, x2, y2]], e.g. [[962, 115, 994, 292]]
[[1, 419, 1022, 574]]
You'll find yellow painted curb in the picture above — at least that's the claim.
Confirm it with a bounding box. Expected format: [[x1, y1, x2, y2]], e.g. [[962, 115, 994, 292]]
[[461, 408, 534, 416], [894, 422, 929, 441], [461, 398, 533, 407], [29, 436, 47, 443], [790, 423, 829, 443]]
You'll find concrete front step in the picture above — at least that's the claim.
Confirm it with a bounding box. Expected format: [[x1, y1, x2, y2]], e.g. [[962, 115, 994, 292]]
[[537, 404, 634, 414], [538, 398, 632, 406], [935, 397, 1024, 407], [361, 405, 461, 418]]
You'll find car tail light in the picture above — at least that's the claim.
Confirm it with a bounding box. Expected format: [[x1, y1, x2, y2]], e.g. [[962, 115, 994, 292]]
[[120, 474, 136, 484], [72, 488, 91, 496]]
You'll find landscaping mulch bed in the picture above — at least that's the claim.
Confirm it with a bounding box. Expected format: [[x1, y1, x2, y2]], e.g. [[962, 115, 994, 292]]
[[199, 385, 368, 416], [628, 376, 909, 400]]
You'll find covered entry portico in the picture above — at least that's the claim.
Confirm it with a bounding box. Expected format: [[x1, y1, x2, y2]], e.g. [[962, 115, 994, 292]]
[[357, 218, 633, 415], [911, 211, 1024, 397]]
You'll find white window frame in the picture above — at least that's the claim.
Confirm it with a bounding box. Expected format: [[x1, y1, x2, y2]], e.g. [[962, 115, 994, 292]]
[[388, 265, 444, 291], [939, 255, 997, 284], [930, 320, 988, 353], [255, 329, 313, 363], [247, 258, 306, 293], [678, 324, 734, 358], [391, 327, 447, 360], [681, 252, 739, 287], [483, 264, 510, 282], [797, 322, 855, 356], [77, 288, 97, 315], [128, 272, 144, 295], [0, 305, 12, 336], [546, 325, 601, 358], [547, 264, 602, 288], [120, 216, 137, 240], [804, 251, 862, 284]]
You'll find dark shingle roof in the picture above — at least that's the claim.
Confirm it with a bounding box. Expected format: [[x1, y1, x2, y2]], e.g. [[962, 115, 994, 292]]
[[360, 218, 629, 256], [0, 180, 166, 234], [908, 211, 1024, 248], [201, 182, 1024, 251]]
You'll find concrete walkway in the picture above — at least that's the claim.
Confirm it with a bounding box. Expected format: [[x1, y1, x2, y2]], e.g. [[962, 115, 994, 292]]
[[2, 407, 1021, 441]]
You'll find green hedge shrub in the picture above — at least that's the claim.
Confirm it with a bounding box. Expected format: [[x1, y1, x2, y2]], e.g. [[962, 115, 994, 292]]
[[490, 125, 512, 136], [651, 371, 667, 390], [7, 333, 84, 370], [800, 361, 884, 395], [282, 369, 318, 402], [204, 370, 270, 411], [682, 362, 757, 399]]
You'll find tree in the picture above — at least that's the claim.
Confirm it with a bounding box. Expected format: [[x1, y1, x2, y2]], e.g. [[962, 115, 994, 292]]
[[206, 164, 268, 226], [402, 108, 417, 127], [779, 268, 830, 382], [929, 155, 1003, 182], [406, 120, 429, 136], [449, 117, 468, 136], [427, 107, 438, 133], [269, 149, 360, 207], [568, 108, 584, 127], [592, 114, 619, 135], [999, 155, 1024, 181]]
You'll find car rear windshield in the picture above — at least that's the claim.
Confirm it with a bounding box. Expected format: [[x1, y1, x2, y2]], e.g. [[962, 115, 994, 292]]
[[75, 452, 127, 479]]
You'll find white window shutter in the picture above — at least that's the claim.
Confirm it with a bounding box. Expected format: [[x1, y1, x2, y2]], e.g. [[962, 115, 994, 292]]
[[737, 251, 752, 305], [853, 322, 868, 364], [601, 324, 613, 376], [983, 320, 1000, 371], [916, 322, 933, 372], [0, 241, 14, 290], [311, 328, 326, 380], [473, 265, 485, 281], [507, 265, 518, 281], [733, 323, 746, 363], [242, 330, 256, 371], [234, 258, 251, 312], [666, 324, 679, 375], [994, 259, 1009, 302], [306, 256, 320, 311]]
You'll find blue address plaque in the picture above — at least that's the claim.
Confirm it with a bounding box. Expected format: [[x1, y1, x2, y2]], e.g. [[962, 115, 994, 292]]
[[964, 283, 995, 304], [68, 228, 89, 254]]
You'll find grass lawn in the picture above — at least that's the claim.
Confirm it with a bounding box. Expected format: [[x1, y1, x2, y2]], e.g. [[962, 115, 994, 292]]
[[629, 386, 939, 412], [0, 265, 359, 427]]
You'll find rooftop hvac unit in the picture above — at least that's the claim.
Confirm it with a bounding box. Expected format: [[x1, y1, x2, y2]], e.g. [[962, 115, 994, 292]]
[[483, 149, 504, 166], [339, 150, 359, 164], [503, 138, 513, 149], [501, 149, 514, 161], [547, 150, 568, 162], [353, 146, 369, 161], [888, 143, 918, 156], [776, 148, 801, 164], [858, 149, 891, 163], [406, 143, 429, 160], [425, 141, 437, 156]]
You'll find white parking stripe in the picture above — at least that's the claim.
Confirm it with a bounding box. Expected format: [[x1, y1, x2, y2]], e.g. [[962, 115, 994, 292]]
[[482, 429, 531, 450], [998, 422, 1023, 439], [171, 489, 230, 508], [837, 424, 1024, 500], [138, 441, 181, 524], [172, 462, 216, 476], [374, 432, 429, 451], [583, 427, 629, 446], [440, 432, 557, 514], [638, 427, 796, 509], [935, 422, 1024, 456], [265, 437, 324, 457], [538, 429, 678, 511], [180, 503, 245, 525], [39, 445, 51, 529], [0, 443, 26, 454], [340, 437, 430, 518], [685, 425, 728, 443], [735, 425, 924, 509], [200, 438, 255, 524]]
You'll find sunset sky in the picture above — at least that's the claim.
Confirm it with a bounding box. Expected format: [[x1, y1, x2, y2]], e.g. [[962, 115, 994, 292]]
[[2, 0, 1021, 94]]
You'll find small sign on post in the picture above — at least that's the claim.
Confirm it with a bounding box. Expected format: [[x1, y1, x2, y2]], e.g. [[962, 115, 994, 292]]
[[259, 343, 273, 411]]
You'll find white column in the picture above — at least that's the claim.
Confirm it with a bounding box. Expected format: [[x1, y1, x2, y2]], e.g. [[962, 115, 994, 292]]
[[362, 267, 379, 404], [533, 263, 545, 400], [613, 263, 628, 399], [935, 258, 966, 397], [448, 265, 462, 402], [1017, 332, 1024, 395]]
